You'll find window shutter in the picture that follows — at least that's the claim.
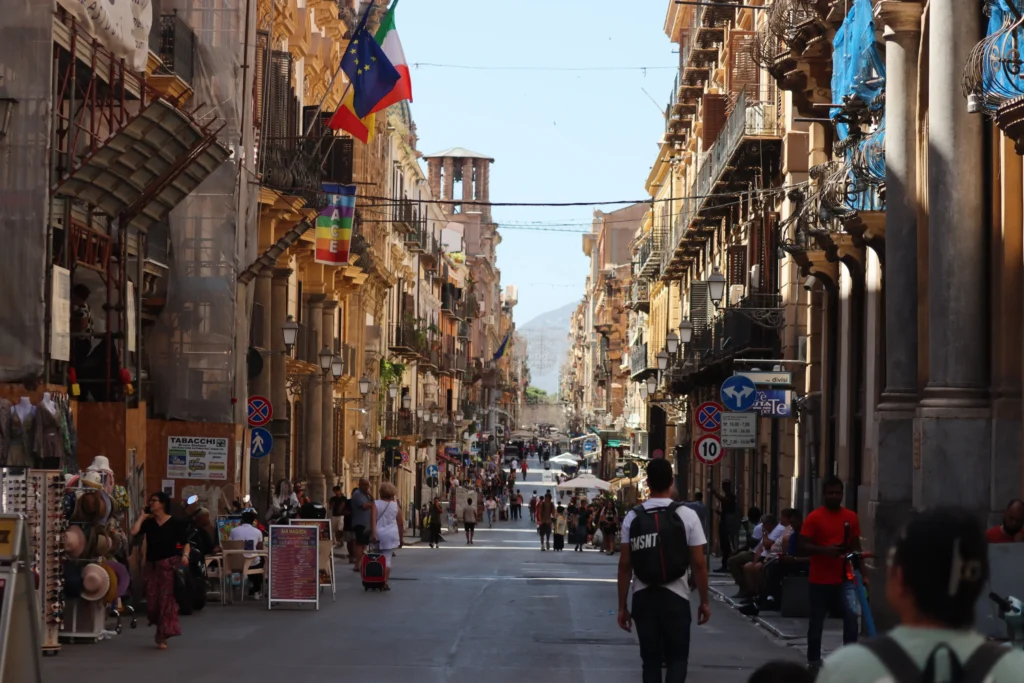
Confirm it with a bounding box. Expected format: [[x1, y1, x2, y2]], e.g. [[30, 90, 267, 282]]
[[728, 246, 747, 287], [689, 281, 709, 329], [268, 50, 292, 140], [254, 31, 269, 136], [702, 94, 729, 149], [729, 31, 759, 102]]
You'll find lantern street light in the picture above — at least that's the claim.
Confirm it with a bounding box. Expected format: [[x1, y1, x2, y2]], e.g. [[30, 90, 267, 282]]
[[679, 318, 694, 344], [317, 346, 333, 375], [330, 355, 343, 380], [358, 375, 371, 396], [646, 375, 658, 395], [656, 349, 669, 371], [455, 411, 464, 423], [666, 330, 679, 355], [639, 382, 649, 399], [281, 315, 299, 353], [708, 268, 727, 307], [401, 393, 412, 410], [388, 383, 399, 399]]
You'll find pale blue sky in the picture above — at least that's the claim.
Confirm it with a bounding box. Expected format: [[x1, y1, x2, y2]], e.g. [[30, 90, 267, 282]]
[[398, 0, 678, 325]]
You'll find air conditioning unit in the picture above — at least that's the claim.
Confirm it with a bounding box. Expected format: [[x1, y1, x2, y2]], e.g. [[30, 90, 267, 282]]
[[729, 284, 745, 303], [749, 265, 761, 291]]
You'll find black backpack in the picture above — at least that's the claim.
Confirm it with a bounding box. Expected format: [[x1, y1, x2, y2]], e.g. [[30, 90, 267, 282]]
[[628, 503, 690, 586], [861, 636, 1011, 683]]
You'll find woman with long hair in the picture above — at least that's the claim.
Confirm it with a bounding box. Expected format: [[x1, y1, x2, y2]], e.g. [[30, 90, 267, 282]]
[[370, 482, 404, 590], [428, 496, 444, 549], [131, 491, 190, 649]]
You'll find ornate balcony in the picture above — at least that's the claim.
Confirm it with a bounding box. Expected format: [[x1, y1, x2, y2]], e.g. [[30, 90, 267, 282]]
[[963, 6, 1024, 153], [626, 280, 650, 313]]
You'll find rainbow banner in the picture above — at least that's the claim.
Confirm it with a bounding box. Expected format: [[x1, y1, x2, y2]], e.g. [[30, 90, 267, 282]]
[[315, 184, 356, 265]]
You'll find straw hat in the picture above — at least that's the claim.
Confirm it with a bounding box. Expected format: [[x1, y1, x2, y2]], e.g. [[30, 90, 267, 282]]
[[80, 563, 110, 602], [72, 490, 111, 526], [65, 526, 87, 558], [100, 563, 118, 604], [86, 455, 113, 473], [107, 560, 131, 598]]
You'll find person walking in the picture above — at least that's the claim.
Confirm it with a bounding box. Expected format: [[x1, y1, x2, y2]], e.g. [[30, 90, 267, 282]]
[[462, 497, 478, 545], [328, 485, 347, 548], [799, 476, 861, 671], [574, 500, 591, 552], [428, 496, 444, 549], [485, 496, 497, 528], [537, 492, 556, 551], [131, 491, 190, 650], [349, 478, 374, 572], [515, 490, 523, 520], [617, 458, 710, 683], [710, 480, 737, 572], [370, 482, 403, 590], [816, 506, 1024, 683], [529, 492, 538, 522]]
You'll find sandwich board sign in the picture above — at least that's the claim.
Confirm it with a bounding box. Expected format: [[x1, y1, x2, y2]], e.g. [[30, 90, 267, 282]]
[[268, 524, 319, 610]]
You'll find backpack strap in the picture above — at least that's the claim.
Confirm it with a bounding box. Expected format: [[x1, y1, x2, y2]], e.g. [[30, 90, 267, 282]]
[[860, 635, 921, 682], [961, 642, 1011, 682]]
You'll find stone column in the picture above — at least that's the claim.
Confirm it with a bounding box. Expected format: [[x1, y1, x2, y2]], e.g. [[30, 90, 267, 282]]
[[250, 270, 273, 507], [304, 294, 326, 501], [918, 0, 988, 511], [270, 268, 292, 484], [479, 161, 490, 222], [462, 158, 475, 208], [427, 158, 441, 200], [869, 4, 923, 628], [442, 158, 455, 213], [321, 300, 338, 495]]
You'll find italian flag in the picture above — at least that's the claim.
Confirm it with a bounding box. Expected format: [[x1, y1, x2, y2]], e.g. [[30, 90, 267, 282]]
[[327, 0, 411, 141], [368, 0, 412, 114]]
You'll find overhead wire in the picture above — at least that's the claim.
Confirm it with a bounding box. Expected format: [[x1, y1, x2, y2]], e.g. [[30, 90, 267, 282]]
[[411, 62, 678, 72]]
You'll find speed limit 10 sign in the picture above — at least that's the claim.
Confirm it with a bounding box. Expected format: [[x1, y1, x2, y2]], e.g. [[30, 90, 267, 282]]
[[694, 434, 723, 465]]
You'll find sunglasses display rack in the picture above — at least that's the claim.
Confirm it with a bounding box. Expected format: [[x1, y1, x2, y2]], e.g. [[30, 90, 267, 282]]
[[0, 469, 65, 655]]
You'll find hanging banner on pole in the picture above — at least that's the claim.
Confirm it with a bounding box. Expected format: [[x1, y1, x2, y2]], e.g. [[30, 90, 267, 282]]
[[314, 184, 356, 265]]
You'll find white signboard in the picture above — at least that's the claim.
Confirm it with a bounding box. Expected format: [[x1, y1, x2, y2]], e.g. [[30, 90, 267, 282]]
[[737, 371, 792, 386], [50, 266, 71, 362], [721, 412, 757, 449], [167, 436, 229, 480]]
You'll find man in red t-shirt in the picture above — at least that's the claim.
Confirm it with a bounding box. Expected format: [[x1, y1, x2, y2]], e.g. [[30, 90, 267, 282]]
[[799, 476, 862, 669], [986, 499, 1024, 544]]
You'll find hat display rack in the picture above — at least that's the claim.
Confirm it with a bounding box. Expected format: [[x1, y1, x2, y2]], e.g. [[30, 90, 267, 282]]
[[0, 468, 65, 655], [59, 455, 136, 644]]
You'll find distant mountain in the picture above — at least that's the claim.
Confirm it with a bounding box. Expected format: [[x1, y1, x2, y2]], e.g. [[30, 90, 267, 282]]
[[519, 301, 579, 394]]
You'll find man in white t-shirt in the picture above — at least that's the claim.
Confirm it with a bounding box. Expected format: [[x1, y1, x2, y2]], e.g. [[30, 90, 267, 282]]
[[617, 459, 709, 683], [227, 511, 265, 597]]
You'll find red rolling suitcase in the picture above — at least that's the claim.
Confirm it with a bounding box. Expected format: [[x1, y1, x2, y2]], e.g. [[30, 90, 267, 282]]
[[360, 547, 387, 591]]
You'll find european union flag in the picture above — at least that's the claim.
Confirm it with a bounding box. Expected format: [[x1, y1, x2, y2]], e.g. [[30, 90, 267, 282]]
[[341, 7, 401, 119]]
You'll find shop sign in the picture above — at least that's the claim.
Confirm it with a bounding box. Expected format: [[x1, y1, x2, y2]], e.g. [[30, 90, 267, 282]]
[[268, 525, 319, 609], [167, 436, 228, 480], [50, 266, 71, 362], [751, 390, 793, 418]]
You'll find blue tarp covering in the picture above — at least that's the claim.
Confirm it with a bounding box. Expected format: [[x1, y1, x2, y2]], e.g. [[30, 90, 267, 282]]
[[983, 1, 1024, 105], [831, 0, 886, 211]]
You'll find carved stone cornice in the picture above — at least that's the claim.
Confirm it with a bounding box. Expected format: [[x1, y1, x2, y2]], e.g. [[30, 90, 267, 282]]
[[874, 1, 924, 36]]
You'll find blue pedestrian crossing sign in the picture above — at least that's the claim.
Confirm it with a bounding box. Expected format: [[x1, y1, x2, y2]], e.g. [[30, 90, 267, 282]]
[[250, 427, 272, 459], [426, 464, 439, 478], [720, 375, 758, 412]]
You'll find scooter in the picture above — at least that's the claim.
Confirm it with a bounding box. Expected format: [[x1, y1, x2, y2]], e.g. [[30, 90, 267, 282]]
[[989, 592, 1024, 648]]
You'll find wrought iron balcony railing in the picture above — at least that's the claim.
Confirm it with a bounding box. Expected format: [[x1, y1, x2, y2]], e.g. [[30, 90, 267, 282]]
[[151, 13, 197, 86]]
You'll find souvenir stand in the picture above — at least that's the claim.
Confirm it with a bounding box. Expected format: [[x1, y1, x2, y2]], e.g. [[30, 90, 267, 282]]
[[289, 519, 336, 601], [0, 469, 64, 655]]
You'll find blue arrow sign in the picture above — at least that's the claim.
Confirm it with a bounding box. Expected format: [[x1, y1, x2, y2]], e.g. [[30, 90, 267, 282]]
[[426, 464, 439, 478], [720, 375, 758, 412], [250, 427, 273, 459]]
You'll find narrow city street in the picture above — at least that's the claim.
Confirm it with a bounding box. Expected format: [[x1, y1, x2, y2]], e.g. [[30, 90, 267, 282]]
[[43, 467, 800, 683]]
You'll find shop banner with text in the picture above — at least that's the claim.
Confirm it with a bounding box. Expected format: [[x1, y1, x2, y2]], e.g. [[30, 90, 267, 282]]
[[314, 184, 356, 265]]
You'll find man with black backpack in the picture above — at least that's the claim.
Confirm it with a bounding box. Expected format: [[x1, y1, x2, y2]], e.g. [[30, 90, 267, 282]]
[[617, 458, 710, 683], [816, 506, 1024, 682]]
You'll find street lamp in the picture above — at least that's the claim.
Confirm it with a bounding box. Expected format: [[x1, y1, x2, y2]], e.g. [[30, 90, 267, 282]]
[[401, 393, 412, 410], [639, 382, 649, 399], [282, 315, 299, 353], [455, 411, 464, 423], [679, 318, 694, 344], [388, 382, 399, 399], [656, 349, 669, 371], [358, 375, 371, 396], [330, 355, 343, 380], [646, 375, 658, 395], [708, 268, 727, 307], [666, 330, 679, 355], [318, 346, 333, 375]]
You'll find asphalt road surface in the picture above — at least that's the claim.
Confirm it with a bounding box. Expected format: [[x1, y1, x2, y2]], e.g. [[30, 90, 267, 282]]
[[43, 459, 800, 682]]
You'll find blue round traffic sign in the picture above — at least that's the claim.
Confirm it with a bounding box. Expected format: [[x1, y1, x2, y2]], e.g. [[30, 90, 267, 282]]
[[695, 401, 723, 432], [426, 464, 439, 478], [250, 427, 273, 459], [720, 375, 758, 412]]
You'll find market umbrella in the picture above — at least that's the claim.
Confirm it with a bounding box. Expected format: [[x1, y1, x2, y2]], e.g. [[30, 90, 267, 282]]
[[555, 473, 612, 492], [549, 453, 581, 466]]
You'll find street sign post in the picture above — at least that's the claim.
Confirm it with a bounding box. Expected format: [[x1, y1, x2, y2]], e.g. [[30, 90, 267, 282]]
[[250, 427, 273, 459], [737, 371, 792, 386], [247, 395, 272, 427], [752, 390, 793, 418], [693, 434, 723, 465], [720, 375, 757, 412], [695, 401, 724, 432], [721, 412, 757, 448]]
